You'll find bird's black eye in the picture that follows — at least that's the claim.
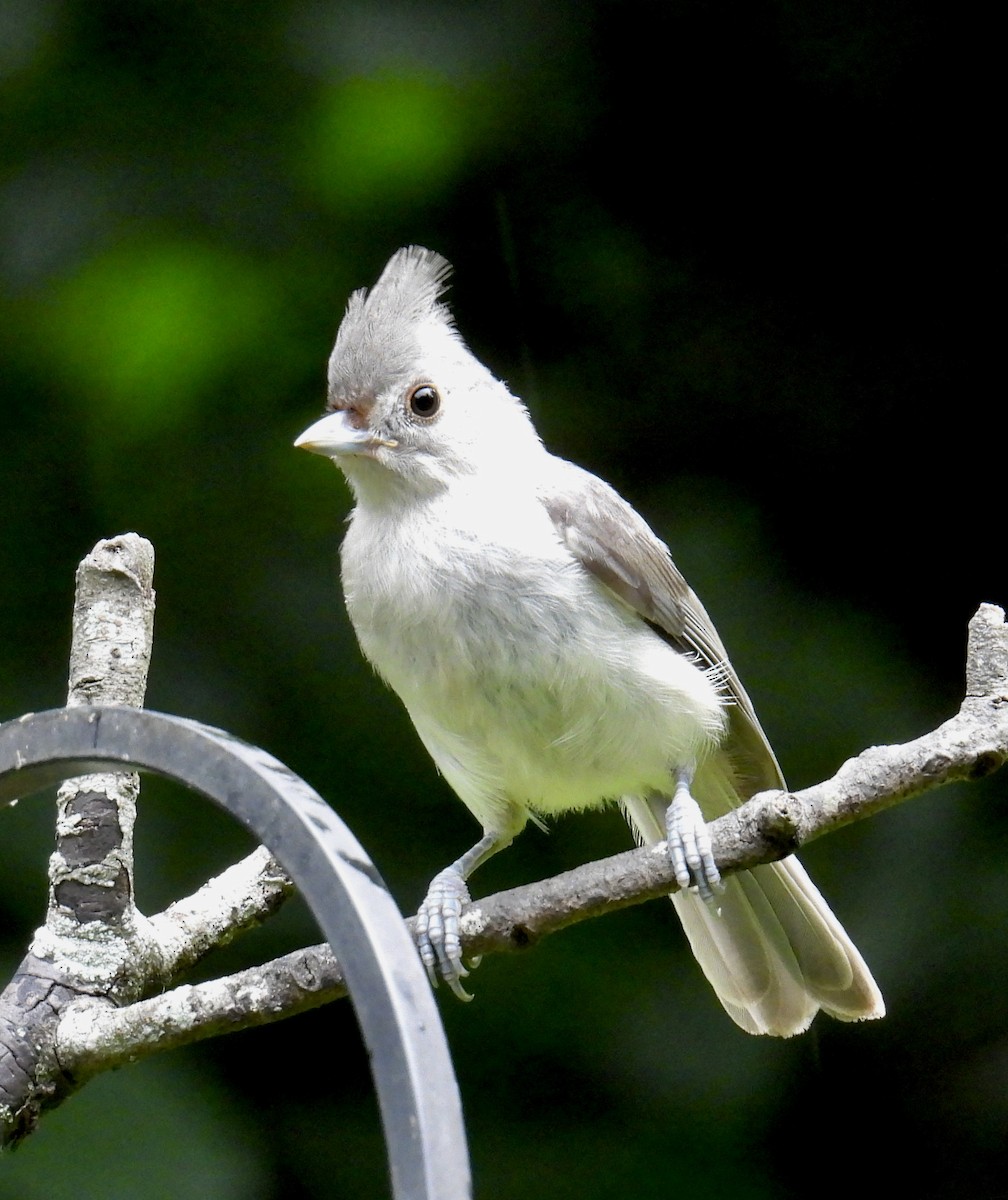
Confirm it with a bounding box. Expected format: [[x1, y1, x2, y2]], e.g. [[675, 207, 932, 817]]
[[407, 384, 441, 419]]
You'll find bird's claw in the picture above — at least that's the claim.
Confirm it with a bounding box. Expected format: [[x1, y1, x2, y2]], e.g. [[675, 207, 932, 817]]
[[415, 867, 475, 1001], [666, 777, 722, 905]]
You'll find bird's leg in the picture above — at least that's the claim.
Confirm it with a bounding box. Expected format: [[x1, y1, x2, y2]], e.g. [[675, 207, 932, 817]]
[[665, 767, 722, 904], [415, 831, 512, 1001]]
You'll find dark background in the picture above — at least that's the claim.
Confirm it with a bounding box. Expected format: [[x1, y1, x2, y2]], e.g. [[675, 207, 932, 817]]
[[1, 2, 1004, 1197]]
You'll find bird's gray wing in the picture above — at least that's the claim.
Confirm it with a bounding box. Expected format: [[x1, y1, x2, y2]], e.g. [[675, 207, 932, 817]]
[[540, 459, 784, 796], [540, 461, 886, 1035]]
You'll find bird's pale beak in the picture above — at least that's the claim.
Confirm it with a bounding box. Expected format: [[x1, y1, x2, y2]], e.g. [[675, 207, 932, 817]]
[[294, 411, 395, 458]]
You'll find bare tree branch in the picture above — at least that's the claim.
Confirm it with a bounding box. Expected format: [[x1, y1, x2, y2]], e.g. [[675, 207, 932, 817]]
[[4, 530, 1003, 1132], [40, 534, 156, 990], [1, 534, 156, 1141], [52, 603, 1007, 1071], [144, 846, 293, 980], [57, 944, 346, 1079]]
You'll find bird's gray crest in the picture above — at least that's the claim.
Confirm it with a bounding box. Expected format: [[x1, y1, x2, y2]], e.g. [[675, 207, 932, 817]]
[[329, 246, 458, 400]]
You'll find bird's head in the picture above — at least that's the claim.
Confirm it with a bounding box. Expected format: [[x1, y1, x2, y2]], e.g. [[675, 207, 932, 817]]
[[295, 246, 541, 504]]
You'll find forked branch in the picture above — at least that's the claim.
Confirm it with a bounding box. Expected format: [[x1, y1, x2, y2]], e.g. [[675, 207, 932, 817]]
[[55, 606, 1008, 1074]]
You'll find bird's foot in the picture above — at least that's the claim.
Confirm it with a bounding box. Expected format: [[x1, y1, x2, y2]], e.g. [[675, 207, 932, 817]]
[[665, 771, 722, 905], [415, 867, 475, 1001]]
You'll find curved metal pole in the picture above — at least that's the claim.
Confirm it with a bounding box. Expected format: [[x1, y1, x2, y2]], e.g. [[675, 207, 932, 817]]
[[0, 706, 471, 1200]]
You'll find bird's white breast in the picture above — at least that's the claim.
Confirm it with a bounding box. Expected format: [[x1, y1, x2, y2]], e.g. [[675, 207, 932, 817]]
[[340, 475, 725, 833]]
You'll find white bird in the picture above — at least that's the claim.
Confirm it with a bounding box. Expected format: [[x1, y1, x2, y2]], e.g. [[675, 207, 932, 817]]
[[295, 246, 884, 1036]]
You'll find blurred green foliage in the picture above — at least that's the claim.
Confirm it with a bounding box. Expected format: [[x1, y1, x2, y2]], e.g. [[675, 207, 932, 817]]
[[41, 239, 275, 430], [1, 1, 1003, 1198], [301, 74, 488, 210]]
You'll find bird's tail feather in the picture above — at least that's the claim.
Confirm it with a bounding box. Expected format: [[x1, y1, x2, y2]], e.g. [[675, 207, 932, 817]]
[[621, 771, 884, 1037]]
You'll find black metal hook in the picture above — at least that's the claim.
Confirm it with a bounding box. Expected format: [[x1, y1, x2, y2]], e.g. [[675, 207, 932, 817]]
[[0, 706, 471, 1200]]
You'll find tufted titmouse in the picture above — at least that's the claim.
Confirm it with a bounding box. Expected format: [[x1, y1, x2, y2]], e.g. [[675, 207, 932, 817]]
[[295, 246, 884, 1035]]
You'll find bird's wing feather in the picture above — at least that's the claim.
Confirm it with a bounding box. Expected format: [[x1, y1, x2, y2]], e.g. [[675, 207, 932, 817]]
[[540, 458, 783, 796], [543, 460, 884, 1033]]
